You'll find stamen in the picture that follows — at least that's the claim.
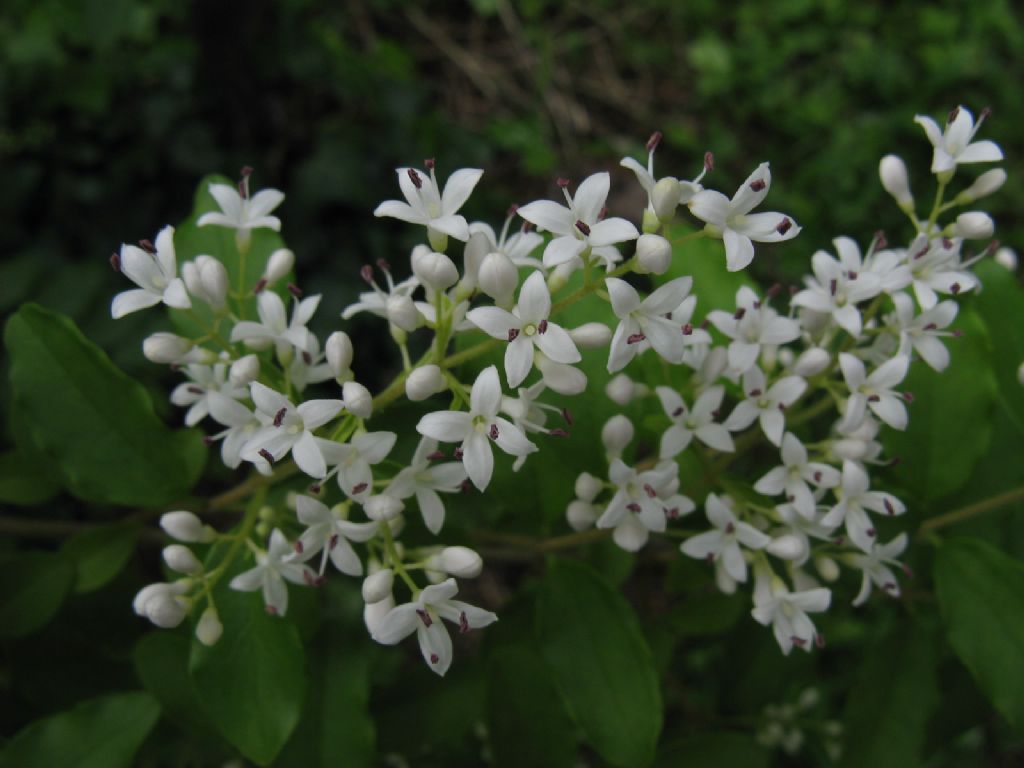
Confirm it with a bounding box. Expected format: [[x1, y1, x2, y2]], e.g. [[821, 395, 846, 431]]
[[874, 230, 888, 250], [598, 206, 607, 220], [682, 323, 693, 335], [627, 333, 646, 345], [884, 498, 895, 515], [273, 408, 287, 427], [507, 203, 519, 217], [792, 636, 806, 648], [427, 450, 446, 461], [829, 279, 838, 296], [923, 322, 937, 331], [188, 385, 205, 395], [766, 283, 782, 299], [424, 158, 435, 169], [309, 483, 321, 494], [295, 540, 304, 554], [109, 252, 121, 271], [538, 319, 548, 334], [376, 258, 391, 273], [815, 633, 826, 649], [253, 277, 268, 294], [776, 217, 793, 235], [903, 391, 914, 403], [430, 653, 440, 664], [749, 179, 766, 192], [643, 483, 657, 498], [562, 408, 574, 426], [360, 265, 374, 284], [734, 307, 746, 320], [459, 611, 470, 634], [665, 507, 679, 520], [575, 220, 591, 236], [556, 177, 570, 188], [626, 502, 641, 513], [139, 239, 155, 253], [489, 424, 499, 440], [288, 283, 303, 298], [454, 447, 464, 460], [258, 449, 275, 465], [202, 436, 215, 446], [407, 169, 422, 189], [867, 394, 881, 403], [704, 151, 714, 171], [508, 328, 520, 342], [351, 482, 368, 495], [549, 428, 570, 438], [328, 534, 339, 550], [266, 604, 278, 615], [950, 282, 961, 295], [867, 528, 876, 538], [646, 131, 663, 152], [725, 522, 735, 534], [748, 388, 763, 397], [672, 407, 684, 417], [416, 609, 432, 627], [813, 471, 822, 483], [947, 106, 960, 124]]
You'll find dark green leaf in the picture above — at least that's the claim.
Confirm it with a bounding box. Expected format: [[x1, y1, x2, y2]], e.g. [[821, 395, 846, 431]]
[[655, 732, 769, 768], [971, 261, 1024, 432], [0, 691, 160, 768], [61, 522, 139, 592], [134, 632, 219, 738], [934, 537, 1024, 732], [0, 551, 75, 637], [0, 449, 60, 506], [536, 558, 662, 767], [4, 304, 207, 506]]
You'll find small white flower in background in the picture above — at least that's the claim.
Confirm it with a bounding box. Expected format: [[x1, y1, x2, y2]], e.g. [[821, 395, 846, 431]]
[[285, 334, 334, 393], [879, 155, 914, 209], [914, 105, 1003, 176], [707, 286, 800, 373], [606, 276, 696, 371], [791, 238, 883, 339], [318, 431, 397, 501], [229, 529, 315, 616], [374, 161, 483, 249], [751, 578, 831, 654], [294, 496, 378, 577], [231, 291, 320, 361], [535, 353, 588, 396], [596, 458, 688, 551], [240, 382, 344, 478], [687, 162, 801, 271], [467, 270, 580, 387], [182, 255, 229, 310], [133, 580, 190, 628], [341, 262, 421, 332], [848, 533, 909, 606], [890, 293, 958, 372], [905, 235, 977, 309], [517, 172, 639, 269], [465, 213, 545, 289], [723, 367, 807, 447], [206, 391, 264, 469], [838, 353, 910, 433], [656, 385, 734, 458], [160, 511, 215, 544], [416, 366, 537, 491], [386, 438, 468, 534], [680, 494, 771, 583], [170, 363, 247, 427], [142, 332, 207, 365], [111, 226, 191, 318], [499, 381, 566, 437], [754, 433, 840, 520], [371, 578, 497, 676], [821, 460, 905, 553], [198, 169, 285, 233], [620, 131, 708, 225]]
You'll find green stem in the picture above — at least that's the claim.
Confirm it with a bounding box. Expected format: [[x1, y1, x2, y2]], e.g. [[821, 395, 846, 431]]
[[917, 484, 1024, 538]]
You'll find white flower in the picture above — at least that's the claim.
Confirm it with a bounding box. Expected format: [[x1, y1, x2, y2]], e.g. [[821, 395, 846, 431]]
[[821, 461, 905, 553], [294, 496, 379, 577], [791, 238, 883, 339], [169, 363, 247, 427], [680, 494, 771, 583], [318, 431, 397, 501], [707, 286, 800, 372], [606, 276, 696, 371], [387, 438, 468, 534], [207, 391, 264, 469], [371, 578, 497, 676], [751, 580, 831, 654], [596, 459, 690, 551], [341, 264, 421, 332], [231, 291, 319, 361], [905, 235, 976, 309], [229, 529, 315, 616], [197, 175, 285, 232], [914, 106, 1003, 176], [467, 271, 580, 387], [240, 383, 344, 478], [465, 215, 544, 289], [890, 293, 958, 372], [374, 163, 483, 246], [517, 173, 639, 269], [111, 226, 191, 318], [620, 133, 707, 222], [754, 433, 840, 520], [656, 385, 734, 458], [687, 162, 800, 271], [723, 367, 807, 447], [133, 580, 190, 628], [849, 533, 909, 606], [838, 353, 910, 433], [416, 366, 537, 490]]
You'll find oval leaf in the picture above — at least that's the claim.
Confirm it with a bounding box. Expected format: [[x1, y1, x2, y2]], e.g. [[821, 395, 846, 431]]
[[61, 522, 139, 593], [0, 450, 61, 506], [0, 551, 75, 637]]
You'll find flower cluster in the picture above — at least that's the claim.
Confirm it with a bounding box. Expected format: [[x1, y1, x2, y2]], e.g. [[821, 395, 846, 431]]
[[124, 107, 1004, 669]]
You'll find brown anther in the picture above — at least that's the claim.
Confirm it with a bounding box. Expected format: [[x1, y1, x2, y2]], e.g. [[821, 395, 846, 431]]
[[427, 450, 446, 461], [815, 633, 826, 649], [627, 333, 646, 345], [749, 179, 766, 192], [538, 319, 548, 334], [985, 240, 1001, 256], [139, 239, 155, 253], [672, 406, 684, 417], [549, 428, 570, 438], [884, 582, 897, 593], [952, 328, 963, 337], [294, 540, 305, 555], [903, 391, 914, 403], [202, 436, 215, 446], [923, 322, 938, 331], [309, 483, 321, 494], [407, 168, 422, 189], [424, 158, 435, 169], [725, 522, 736, 534], [430, 653, 439, 664], [980, 106, 992, 121], [776, 217, 793, 236], [847, 270, 858, 280], [187, 385, 205, 395], [867, 528, 876, 538], [562, 408, 573, 426], [489, 424, 499, 440], [288, 283, 303, 298], [258, 449, 275, 465], [507, 203, 519, 217], [748, 388, 763, 397], [889, 456, 902, 468], [813, 471, 822, 483], [643, 483, 657, 498], [874, 230, 888, 250], [830, 279, 838, 296], [241, 165, 254, 178], [459, 611, 470, 634], [734, 307, 747, 320], [626, 502, 642, 513], [867, 394, 881, 403], [508, 328, 520, 342], [950, 282, 961, 295], [884, 498, 896, 515], [778, 403, 787, 412], [376, 258, 391, 273], [351, 482, 368, 495], [646, 131, 663, 152], [454, 447, 464, 460], [766, 283, 782, 299], [575, 220, 591, 237], [266, 604, 278, 615], [682, 323, 693, 335], [556, 177, 570, 188], [947, 106, 960, 124], [328, 534, 339, 550], [302, 351, 313, 365], [701, 319, 711, 329], [942, 237, 954, 250], [704, 151, 714, 171], [253, 277, 268, 294], [792, 636, 807, 648], [109, 252, 121, 272], [598, 206, 608, 221], [665, 507, 680, 520], [273, 407, 287, 427], [360, 265, 374, 283], [417, 609, 432, 627], [521, 220, 535, 233]]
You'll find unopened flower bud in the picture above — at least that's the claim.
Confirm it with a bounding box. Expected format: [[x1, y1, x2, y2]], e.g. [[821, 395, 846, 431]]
[[879, 155, 913, 208], [134, 582, 189, 628], [364, 494, 403, 521], [575, 472, 602, 502], [766, 534, 808, 562], [478, 251, 518, 305], [342, 381, 373, 419], [412, 248, 459, 292], [189, 255, 228, 309], [814, 555, 841, 583], [952, 212, 994, 239], [536, 355, 586, 395], [160, 511, 215, 543], [546, 263, 572, 294], [364, 594, 394, 634], [264, 248, 294, 284], [462, 231, 490, 288], [652, 176, 682, 221], [406, 364, 447, 401], [569, 322, 612, 348], [438, 546, 483, 578], [957, 168, 1007, 204], [196, 606, 223, 646], [601, 415, 634, 457], [605, 373, 647, 405], [229, 354, 260, 386], [143, 333, 194, 364], [386, 294, 420, 332], [362, 569, 394, 603], [793, 347, 831, 377], [326, 331, 354, 382], [995, 247, 1017, 271], [634, 233, 673, 275], [567, 500, 597, 531], [163, 544, 203, 575]]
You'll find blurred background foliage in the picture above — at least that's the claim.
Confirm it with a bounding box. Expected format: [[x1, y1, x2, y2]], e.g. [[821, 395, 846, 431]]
[[2, 0, 1023, 766]]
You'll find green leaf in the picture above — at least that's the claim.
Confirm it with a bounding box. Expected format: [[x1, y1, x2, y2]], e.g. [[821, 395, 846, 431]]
[[884, 307, 996, 504], [4, 304, 207, 506], [971, 261, 1024, 432], [134, 632, 219, 738], [536, 558, 662, 767], [654, 732, 769, 768], [61, 522, 139, 592], [486, 645, 578, 768], [0, 449, 60, 506], [839, 622, 938, 768], [189, 556, 306, 766], [934, 537, 1024, 732], [0, 551, 75, 637], [0, 691, 160, 768]]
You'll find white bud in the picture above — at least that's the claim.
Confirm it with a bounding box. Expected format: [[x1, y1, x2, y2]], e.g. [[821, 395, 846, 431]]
[[361, 569, 394, 603], [547, 263, 572, 294], [182, 260, 203, 299], [143, 332, 194, 364], [567, 500, 597, 531], [197, 256, 228, 309], [652, 176, 682, 221], [958, 168, 1007, 203], [363, 494, 403, 521], [879, 155, 913, 207], [342, 381, 373, 419], [478, 251, 518, 304], [793, 347, 831, 377], [412, 249, 459, 292], [953, 211, 994, 240], [777, 348, 795, 368], [195, 606, 223, 646], [995, 247, 1018, 271], [601, 414, 634, 457], [634, 233, 673, 275], [406, 364, 447, 401], [264, 248, 294, 284], [814, 555, 841, 583], [160, 511, 215, 543], [575, 472, 602, 502], [536, 355, 586, 395], [386, 294, 420, 332], [605, 373, 645, 406], [326, 331, 354, 382], [765, 534, 808, 562], [569, 322, 612, 348], [438, 546, 483, 578], [134, 582, 189, 628], [163, 544, 203, 575], [1018, 361, 1024, 387], [229, 354, 260, 386], [462, 231, 490, 288], [364, 594, 394, 634]]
